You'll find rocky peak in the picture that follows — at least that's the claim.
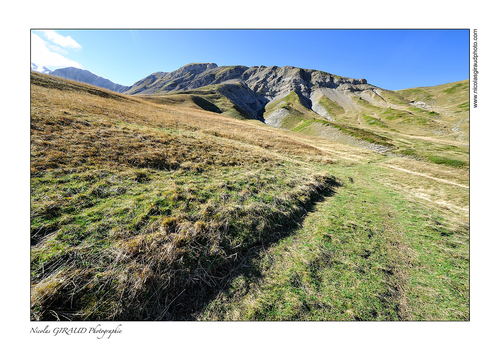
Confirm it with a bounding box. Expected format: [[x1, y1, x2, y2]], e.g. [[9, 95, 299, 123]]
[[174, 62, 218, 77], [124, 62, 379, 121]]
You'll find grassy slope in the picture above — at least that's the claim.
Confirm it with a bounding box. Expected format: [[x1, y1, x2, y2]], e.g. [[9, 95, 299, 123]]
[[132, 78, 470, 171], [30, 72, 469, 321], [397, 80, 469, 108], [164, 84, 254, 120], [262, 92, 394, 148], [30, 73, 336, 320], [318, 95, 345, 118], [263, 91, 319, 130], [197, 160, 469, 321], [320, 83, 471, 168]]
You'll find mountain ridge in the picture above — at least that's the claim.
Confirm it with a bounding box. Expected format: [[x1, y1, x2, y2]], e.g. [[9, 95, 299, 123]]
[[30, 62, 468, 148], [122, 62, 380, 123], [122, 63, 468, 153], [30, 63, 129, 93], [50, 67, 129, 93], [29, 70, 470, 321]]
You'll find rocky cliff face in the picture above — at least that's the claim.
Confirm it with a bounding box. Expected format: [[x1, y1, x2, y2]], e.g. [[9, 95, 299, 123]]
[[124, 63, 371, 97], [123, 62, 384, 122]]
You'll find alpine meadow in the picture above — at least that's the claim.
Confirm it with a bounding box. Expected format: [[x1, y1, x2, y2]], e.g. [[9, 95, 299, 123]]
[[30, 60, 469, 321]]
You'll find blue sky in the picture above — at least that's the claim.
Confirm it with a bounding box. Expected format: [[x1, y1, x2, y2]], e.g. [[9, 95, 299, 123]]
[[31, 29, 469, 91]]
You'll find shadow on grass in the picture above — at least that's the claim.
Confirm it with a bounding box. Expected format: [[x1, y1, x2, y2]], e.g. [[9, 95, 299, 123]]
[[162, 176, 342, 321]]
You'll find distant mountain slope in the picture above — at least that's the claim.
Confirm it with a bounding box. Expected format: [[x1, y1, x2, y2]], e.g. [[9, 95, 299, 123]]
[[49, 67, 130, 93], [31, 61, 468, 149], [396, 80, 470, 142], [127, 63, 469, 149], [29, 71, 470, 321], [124, 63, 378, 122], [396, 80, 469, 116]]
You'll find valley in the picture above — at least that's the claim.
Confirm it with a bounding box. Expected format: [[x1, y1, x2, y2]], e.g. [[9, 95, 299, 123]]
[[30, 64, 469, 321]]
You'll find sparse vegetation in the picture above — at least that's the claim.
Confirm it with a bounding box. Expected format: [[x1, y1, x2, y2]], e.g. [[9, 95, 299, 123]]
[[330, 123, 393, 147], [263, 91, 318, 130], [363, 115, 388, 128], [381, 107, 411, 120], [426, 156, 468, 168], [318, 96, 345, 117], [443, 82, 467, 94], [456, 101, 470, 112], [214, 66, 238, 78], [283, 90, 307, 107]]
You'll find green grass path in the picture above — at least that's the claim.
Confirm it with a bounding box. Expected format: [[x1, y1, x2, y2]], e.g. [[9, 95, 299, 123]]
[[198, 163, 469, 321]]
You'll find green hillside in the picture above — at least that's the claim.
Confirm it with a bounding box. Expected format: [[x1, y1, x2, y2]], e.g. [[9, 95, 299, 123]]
[[30, 72, 469, 321]]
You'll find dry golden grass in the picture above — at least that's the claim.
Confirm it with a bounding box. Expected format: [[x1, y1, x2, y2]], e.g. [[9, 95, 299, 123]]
[[31, 73, 327, 161], [30, 72, 339, 320], [31, 101, 275, 173], [30, 72, 468, 321]]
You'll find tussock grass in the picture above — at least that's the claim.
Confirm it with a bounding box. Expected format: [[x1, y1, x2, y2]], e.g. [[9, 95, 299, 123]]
[[31, 164, 336, 320], [197, 163, 469, 321], [30, 72, 338, 320], [31, 73, 326, 160], [30, 72, 468, 321]]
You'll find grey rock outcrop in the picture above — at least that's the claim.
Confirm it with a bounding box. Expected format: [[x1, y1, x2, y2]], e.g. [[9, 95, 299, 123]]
[[123, 63, 381, 121], [34, 62, 389, 127]]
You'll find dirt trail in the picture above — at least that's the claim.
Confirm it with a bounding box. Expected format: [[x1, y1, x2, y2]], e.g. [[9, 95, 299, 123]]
[[297, 133, 469, 191], [400, 133, 468, 147], [413, 192, 469, 212], [379, 164, 469, 189], [315, 146, 367, 162]]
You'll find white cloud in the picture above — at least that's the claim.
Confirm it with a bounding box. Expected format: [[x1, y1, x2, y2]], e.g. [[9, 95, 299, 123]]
[[31, 32, 82, 70], [41, 30, 82, 50], [47, 44, 68, 55]]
